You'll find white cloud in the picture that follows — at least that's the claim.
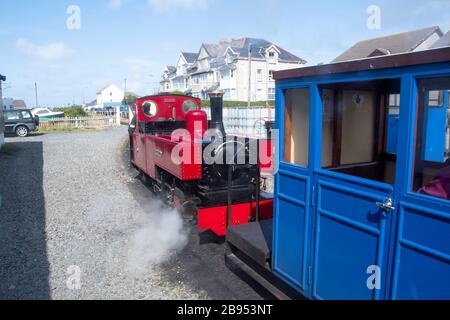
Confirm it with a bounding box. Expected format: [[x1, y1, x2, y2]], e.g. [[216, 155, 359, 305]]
[[148, 0, 208, 13], [16, 38, 74, 60], [107, 0, 123, 10]]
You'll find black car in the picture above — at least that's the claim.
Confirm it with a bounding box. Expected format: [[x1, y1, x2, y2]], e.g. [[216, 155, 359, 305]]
[[3, 109, 39, 137]]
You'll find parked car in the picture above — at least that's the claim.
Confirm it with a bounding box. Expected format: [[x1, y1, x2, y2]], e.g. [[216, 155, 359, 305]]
[[31, 108, 64, 121], [3, 109, 39, 137]]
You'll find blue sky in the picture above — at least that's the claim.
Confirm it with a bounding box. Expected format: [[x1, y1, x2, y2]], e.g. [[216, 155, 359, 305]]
[[0, 0, 449, 107]]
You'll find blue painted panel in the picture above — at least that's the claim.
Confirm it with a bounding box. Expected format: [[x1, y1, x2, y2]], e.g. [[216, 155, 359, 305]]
[[394, 245, 449, 300], [423, 92, 448, 163], [278, 171, 308, 203], [386, 115, 399, 154], [313, 213, 379, 300], [318, 182, 385, 231], [401, 205, 450, 256], [390, 204, 450, 300], [274, 198, 307, 290]]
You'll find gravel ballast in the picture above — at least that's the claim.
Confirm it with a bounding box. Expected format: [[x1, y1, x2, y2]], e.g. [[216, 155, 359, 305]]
[[0, 128, 265, 300]]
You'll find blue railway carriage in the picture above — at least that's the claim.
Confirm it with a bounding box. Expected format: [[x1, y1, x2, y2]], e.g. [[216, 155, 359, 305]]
[[226, 47, 450, 300]]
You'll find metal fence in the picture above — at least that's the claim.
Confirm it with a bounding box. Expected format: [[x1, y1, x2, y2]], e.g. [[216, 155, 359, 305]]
[[38, 116, 118, 129], [203, 107, 275, 138]]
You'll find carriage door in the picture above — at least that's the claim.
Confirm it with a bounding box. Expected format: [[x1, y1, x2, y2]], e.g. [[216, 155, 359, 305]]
[[311, 80, 400, 300], [391, 77, 450, 299], [273, 88, 313, 295]]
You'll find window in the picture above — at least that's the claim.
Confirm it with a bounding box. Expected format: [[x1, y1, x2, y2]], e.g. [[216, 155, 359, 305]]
[[268, 51, 277, 63], [230, 70, 234, 78], [412, 77, 450, 201], [182, 100, 198, 113], [142, 101, 158, 118], [320, 79, 401, 184], [37, 110, 49, 115], [21, 111, 31, 119], [428, 90, 444, 107], [257, 69, 263, 82], [269, 70, 274, 81], [268, 88, 275, 100], [386, 94, 400, 155], [284, 88, 310, 167], [5, 111, 19, 120]]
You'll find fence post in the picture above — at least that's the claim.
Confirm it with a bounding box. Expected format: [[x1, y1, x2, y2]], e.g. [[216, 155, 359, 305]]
[[116, 106, 121, 126]]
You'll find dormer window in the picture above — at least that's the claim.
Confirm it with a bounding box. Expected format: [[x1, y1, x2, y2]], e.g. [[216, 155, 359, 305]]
[[267, 49, 278, 63]]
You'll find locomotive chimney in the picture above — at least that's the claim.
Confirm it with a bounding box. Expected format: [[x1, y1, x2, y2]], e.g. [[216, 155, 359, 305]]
[[208, 90, 226, 136]]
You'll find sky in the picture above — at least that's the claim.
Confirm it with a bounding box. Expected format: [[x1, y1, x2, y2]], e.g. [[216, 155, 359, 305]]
[[0, 0, 449, 107]]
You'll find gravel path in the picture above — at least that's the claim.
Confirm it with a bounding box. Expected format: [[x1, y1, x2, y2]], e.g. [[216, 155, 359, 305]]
[[0, 128, 266, 300]]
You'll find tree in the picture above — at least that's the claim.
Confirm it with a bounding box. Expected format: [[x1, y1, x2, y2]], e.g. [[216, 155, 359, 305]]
[[122, 94, 138, 105]]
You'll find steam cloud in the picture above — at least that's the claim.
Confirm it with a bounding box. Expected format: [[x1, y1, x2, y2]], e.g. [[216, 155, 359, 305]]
[[127, 201, 188, 277]]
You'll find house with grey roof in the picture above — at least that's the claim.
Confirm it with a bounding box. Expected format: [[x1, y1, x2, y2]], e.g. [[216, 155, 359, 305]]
[[13, 100, 27, 110], [431, 31, 450, 49], [161, 38, 306, 101], [333, 26, 444, 63]]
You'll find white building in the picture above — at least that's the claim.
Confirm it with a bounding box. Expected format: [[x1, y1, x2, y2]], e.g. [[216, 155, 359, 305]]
[[96, 84, 124, 106], [161, 38, 306, 101], [2, 98, 14, 111]]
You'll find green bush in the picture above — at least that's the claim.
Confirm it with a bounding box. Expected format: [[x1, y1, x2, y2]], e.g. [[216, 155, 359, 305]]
[[53, 105, 88, 118]]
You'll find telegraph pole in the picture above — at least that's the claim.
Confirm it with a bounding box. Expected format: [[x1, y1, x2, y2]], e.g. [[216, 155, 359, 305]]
[[35, 82, 39, 108], [124, 78, 127, 102], [248, 43, 252, 109], [0, 74, 5, 111]]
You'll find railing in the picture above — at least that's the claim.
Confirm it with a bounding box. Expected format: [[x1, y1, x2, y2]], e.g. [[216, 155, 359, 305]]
[[203, 106, 275, 138], [38, 116, 118, 129], [120, 112, 130, 126], [87, 111, 117, 117]]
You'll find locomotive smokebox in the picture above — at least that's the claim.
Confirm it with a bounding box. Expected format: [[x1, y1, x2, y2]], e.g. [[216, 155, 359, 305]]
[[208, 91, 226, 136]]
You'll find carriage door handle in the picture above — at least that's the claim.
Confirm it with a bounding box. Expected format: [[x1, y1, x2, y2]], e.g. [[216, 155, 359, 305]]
[[376, 198, 395, 212]]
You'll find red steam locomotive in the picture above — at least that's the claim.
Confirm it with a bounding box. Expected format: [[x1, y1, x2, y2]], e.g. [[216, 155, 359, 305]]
[[129, 92, 273, 236]]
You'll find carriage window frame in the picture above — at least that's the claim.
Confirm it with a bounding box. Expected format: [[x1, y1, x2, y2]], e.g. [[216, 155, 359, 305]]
[[282, 87, 310, 168], [410, 76, 450, 202]]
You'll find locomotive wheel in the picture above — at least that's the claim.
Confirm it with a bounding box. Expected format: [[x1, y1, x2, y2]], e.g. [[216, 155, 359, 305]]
[[180, 201, 198, 224]]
